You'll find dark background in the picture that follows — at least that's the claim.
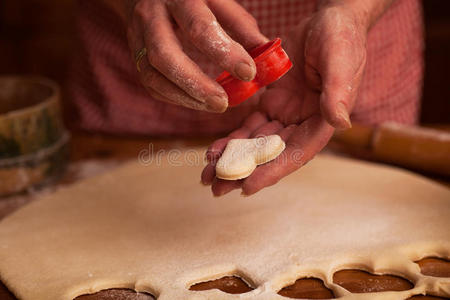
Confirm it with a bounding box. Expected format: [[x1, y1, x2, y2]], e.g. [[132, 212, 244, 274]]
[[0, 0, 449, 124]]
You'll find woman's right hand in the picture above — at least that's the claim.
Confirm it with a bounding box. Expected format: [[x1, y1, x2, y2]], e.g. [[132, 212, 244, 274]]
[[121, 0, 268, 112]]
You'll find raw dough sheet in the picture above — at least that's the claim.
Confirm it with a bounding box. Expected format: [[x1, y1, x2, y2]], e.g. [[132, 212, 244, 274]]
[[0, 152, 449, 300]]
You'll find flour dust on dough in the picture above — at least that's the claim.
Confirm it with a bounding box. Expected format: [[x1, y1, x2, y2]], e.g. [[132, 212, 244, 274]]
[[0, 152, 449, 300]]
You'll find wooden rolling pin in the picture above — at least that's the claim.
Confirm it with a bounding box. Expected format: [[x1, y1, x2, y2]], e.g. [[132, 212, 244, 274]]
[[332, 122, 450, 176]]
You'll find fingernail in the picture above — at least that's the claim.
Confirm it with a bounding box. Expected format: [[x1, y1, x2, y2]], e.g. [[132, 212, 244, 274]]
[[207, 95, 228, 113], [235, 62, 256, 81], [337, 102, 352, 129]]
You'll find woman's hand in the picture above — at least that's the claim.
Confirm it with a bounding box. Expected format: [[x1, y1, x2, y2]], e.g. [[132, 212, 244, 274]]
[[117, 0, 267, 112], [201, 3, 372, 196]]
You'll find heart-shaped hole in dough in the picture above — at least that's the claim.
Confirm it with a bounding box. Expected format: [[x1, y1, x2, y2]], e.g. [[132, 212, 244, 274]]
[[333, 269, 414, 293], [73, 288, 155, 299], [406, 295, 450, 300], [415, 257, 450, 278], [189, 275, 254, 294], [216, 135, 286, 180], [278, 277, 335, 299]]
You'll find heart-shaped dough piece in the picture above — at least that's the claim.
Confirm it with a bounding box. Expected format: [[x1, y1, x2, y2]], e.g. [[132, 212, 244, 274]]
[[216, 135, 286, 180]]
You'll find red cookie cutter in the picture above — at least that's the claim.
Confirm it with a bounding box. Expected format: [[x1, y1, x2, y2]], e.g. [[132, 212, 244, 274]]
[[216, 38, 293, 107]]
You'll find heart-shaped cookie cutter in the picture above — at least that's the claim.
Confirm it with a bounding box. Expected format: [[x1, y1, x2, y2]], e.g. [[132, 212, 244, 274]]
[[216, 38, 293, 107]]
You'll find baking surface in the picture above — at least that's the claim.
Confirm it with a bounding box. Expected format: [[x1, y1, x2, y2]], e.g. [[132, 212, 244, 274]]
[[0, 152, 449, 300]]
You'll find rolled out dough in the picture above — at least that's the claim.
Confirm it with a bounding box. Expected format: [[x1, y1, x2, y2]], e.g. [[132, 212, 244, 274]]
[[0, 152, 449, 300]]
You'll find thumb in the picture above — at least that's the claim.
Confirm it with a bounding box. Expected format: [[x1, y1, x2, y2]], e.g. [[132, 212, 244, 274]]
[[317, 36, 366, 130]]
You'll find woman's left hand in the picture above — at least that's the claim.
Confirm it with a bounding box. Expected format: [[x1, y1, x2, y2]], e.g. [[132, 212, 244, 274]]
[[201, 4, 368, 196]]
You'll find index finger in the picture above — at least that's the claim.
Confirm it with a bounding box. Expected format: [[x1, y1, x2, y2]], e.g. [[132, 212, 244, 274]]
[[208, 0, 268, 49], [137, 0, 228, 112], [167, 0, 257, 81]]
